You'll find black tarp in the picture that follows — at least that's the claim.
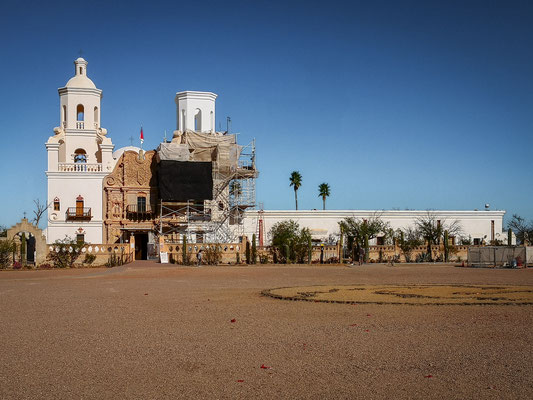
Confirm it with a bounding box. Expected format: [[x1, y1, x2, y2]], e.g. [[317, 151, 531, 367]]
[[158, 160, 213, 201]]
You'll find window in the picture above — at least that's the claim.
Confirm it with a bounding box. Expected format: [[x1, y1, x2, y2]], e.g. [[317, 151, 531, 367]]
[[94, 106, 99, 124], [194, 109, 202, 132], [137, 196, 146, 213], [62, 105, 67, 126], [74, 149, 87, 163], [77, 234, 85, 244], [54, 197, 60, 211], [376, 236, 385, 245], [76, 104, 84, 121], [473, 238, 481, 246]]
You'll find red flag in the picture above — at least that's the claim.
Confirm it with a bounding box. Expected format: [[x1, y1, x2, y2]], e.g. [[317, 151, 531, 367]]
[[140, 126, 144, 144]]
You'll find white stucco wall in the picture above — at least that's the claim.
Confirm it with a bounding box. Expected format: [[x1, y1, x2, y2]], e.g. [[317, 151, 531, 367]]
[[238, 210, 507, 245], [46, 172, 107, 244]]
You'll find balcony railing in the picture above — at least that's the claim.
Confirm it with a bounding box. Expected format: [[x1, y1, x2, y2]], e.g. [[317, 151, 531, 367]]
[[58, 163, 102, 172], [126, 204, 155, 220], [76, 121, 84, 129], [66, 207, 92, 221]]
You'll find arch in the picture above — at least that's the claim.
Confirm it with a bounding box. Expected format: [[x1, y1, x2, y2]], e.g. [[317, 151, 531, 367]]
[[94, 106, 99, 126], [76, 104, 84, 121], [6, 219, 47, 265], [53, 197, 60, 211], [62, 105, 67, 127], [194, 108, 202, 132], [74, 148, 87, 163]]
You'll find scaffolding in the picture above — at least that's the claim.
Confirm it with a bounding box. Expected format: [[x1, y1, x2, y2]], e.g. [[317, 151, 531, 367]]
[[155, 132, 257, 244]]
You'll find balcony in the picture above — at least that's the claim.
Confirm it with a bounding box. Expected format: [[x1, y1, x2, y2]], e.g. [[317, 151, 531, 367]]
[[126, 204, 155, 220], [66, 207, 92, 221], [58, 163, 103, 172], [76, 121, 85, 129]]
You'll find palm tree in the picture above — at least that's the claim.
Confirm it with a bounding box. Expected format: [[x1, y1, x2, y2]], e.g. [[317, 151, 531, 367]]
[[318, 183, 330, 210], [289, 171, 302, 210]]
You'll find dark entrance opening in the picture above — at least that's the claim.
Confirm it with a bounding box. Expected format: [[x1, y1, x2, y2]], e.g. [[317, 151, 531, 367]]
[[134, 233, 148, 260], [27, 235, 36, 263]]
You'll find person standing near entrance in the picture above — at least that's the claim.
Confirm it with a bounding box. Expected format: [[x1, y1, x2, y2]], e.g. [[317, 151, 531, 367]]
[[197, 249, 203, 267]]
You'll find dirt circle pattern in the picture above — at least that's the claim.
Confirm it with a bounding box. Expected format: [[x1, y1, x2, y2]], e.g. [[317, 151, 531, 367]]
[[262, 285, 533, 305]]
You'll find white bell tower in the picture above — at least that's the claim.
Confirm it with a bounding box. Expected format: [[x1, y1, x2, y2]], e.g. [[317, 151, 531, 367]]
[[45, 58, 115, 244], [175, 91, 217, 133]]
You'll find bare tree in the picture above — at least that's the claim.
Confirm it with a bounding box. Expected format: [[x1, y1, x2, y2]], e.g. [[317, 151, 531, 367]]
[[32, 199, 51, 227], [507, 214, 533, 245], [415, 211, 462, 261]]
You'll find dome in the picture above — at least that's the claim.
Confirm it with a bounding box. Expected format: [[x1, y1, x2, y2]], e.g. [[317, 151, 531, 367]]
[[65, 75, 96, 89], [113, 146, 141, 160], [64, 57, 96, 89]]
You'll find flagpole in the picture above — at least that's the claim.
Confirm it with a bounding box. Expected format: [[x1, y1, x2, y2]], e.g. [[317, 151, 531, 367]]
[[140, 124, 144, 151]]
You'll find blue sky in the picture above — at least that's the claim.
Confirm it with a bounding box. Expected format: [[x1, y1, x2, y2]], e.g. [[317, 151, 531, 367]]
[[1, 0, 532, 228]]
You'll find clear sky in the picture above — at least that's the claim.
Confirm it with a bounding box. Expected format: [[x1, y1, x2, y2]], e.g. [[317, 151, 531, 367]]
[[1, 0, 532, 229]]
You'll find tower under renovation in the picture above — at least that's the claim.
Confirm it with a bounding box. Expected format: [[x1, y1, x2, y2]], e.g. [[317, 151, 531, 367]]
[[102, 90, 257, 258]]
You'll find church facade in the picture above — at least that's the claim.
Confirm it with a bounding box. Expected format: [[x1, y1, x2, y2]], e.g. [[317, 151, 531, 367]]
[[45, 58, 509, 253]]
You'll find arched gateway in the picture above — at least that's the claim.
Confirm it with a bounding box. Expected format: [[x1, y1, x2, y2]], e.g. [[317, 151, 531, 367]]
[[7, 218, 47, 265]]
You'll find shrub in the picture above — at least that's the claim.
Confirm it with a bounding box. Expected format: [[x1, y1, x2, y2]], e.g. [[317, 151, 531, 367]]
[[105, 253, 121, 268], [13, 261, 22, 269], [46, 237, 84, 268], [252, 234, 257, 264], [204, 245, 222, 265], [269, 220, 311, 263], [38, 263, 53, 269], [245, 241, 251, 264], [0, 239, 16, 269]]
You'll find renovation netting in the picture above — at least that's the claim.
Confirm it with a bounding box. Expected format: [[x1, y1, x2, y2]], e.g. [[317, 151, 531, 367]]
[[158, 160, 213, 201]]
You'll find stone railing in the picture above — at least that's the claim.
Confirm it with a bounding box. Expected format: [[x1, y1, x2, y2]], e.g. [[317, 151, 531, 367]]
[[76, 121, 84, 129], [58, 163, 102, 172]]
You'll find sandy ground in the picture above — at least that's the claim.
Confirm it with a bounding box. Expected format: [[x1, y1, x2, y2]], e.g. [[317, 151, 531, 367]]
[[0, 262, 532, 399]]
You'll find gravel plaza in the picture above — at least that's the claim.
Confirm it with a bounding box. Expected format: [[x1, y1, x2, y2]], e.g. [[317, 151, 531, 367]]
[[1, 262, 532, 399]]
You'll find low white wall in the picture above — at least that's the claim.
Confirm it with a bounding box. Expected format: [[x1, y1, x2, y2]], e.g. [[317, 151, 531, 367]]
[[238, 209, 507, 245]]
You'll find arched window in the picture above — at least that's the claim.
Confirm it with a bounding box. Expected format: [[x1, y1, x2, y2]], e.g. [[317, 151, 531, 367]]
[[74, 148, 87, 163], [194, 109, 202, 132], [210, 111, 214, 132], [94, 106, 99, 125], [62, 105, 67, 127], [54, 197, 60, 211], [76, 105, 84, 121]]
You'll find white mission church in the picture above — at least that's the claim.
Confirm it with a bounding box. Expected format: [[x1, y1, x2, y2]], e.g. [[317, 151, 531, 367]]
[[45, 58, 509, 247]]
